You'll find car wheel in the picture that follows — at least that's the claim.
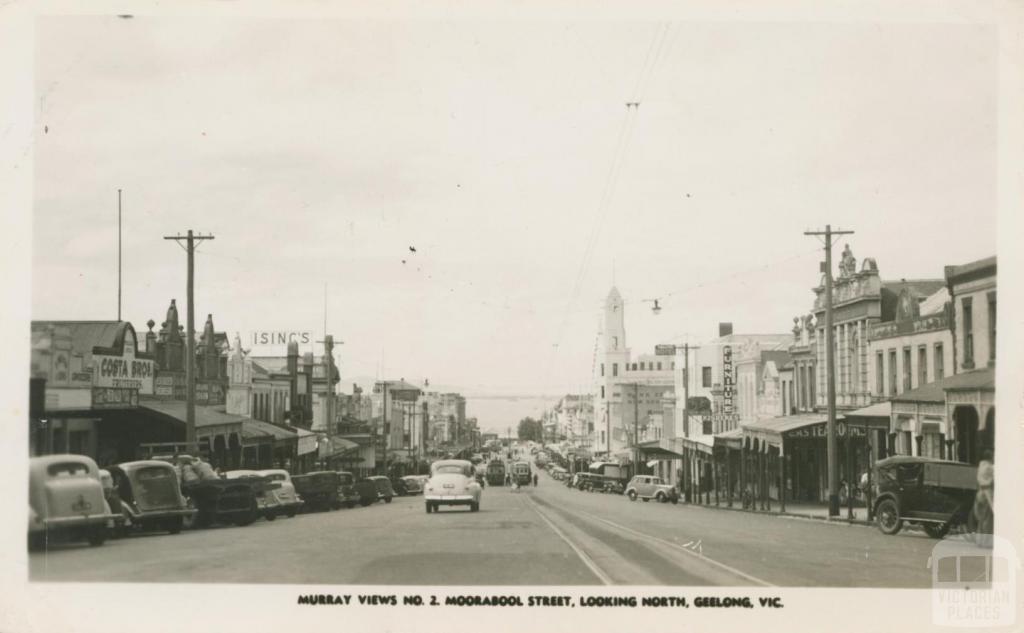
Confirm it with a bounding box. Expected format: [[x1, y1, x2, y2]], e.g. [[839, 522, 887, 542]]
[[470, 502, 479, 512], [655, 492, 666, 503], [287, 509, 298, 518], [360, 500, 372, 507], [923, 522, 951, 539], [425, 503, 432, 514], [87, 526, 107, 547], [875, 499, 902, 535], [345, 501, 356, 509], [628, 490, 638, 501], [385, 497, 393, 504], [266, 513, 277, 521]]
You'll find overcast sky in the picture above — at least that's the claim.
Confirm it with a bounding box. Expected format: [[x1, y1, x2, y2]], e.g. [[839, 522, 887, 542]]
[[33, 17, 997, 422]]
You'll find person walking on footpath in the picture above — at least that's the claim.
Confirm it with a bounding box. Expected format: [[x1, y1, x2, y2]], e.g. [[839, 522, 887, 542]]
[[974, 450, 994, 547], [533, 473, 538, 487]]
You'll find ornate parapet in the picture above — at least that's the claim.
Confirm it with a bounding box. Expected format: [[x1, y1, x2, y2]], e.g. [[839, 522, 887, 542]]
[[870, 310, 949, 340]]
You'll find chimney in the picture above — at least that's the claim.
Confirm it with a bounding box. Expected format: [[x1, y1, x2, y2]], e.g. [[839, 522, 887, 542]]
[[719, 322, 733, 337]]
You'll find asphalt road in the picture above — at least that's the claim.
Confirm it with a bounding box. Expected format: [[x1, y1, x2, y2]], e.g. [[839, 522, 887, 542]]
[[29, 468, 945, 586]]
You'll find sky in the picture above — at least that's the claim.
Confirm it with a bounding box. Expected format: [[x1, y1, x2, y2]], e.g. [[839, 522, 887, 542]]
[[31, 17, 998, 432]]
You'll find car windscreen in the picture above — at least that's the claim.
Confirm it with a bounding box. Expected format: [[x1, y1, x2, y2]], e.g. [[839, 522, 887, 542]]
[[47, 462, 90, 477], [264, 473, 287, 482], [338, 474, 354, 485], [433, 465, 469, 476]]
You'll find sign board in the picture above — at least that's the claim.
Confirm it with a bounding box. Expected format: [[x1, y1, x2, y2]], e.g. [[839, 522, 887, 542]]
[[92, 387, 139, 409], [247, 331, 313, 346], [94, 354, 155, 394], [785, 421, 865, 440], [655, 344, 677, 356], [722, 345, 734, 415]]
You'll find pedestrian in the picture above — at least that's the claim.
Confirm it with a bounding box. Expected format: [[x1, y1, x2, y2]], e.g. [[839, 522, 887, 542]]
[[505, 473, 511, 486], [974, 450, 994, 546], [533, 473, 538, 487]]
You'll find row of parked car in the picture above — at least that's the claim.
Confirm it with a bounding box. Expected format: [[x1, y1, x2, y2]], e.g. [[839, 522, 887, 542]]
[[27, 453, 424, 550]]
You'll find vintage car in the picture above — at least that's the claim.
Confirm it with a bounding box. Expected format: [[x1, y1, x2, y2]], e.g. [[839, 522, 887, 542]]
[[256, 469, 304, 517], [291, 471, 341, 512], [399, 475, 423, 496], [365, 475, 395, 503], [336, 471, 362, 508], [353, 478, 381, 506], [224, 470, 288, 520], [625, 475, 679, 504], [28, 454, 119, 549], [108, 460, 195, 534], [872, 456, 978, 538], [424, 460, 482, 513]]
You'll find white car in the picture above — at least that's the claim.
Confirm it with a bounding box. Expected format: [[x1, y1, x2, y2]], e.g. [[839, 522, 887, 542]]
[[424, 460, 482, 513]]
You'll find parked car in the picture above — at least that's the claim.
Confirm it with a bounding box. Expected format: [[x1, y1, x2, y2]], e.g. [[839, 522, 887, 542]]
[[424, 460, 482, 513], [109, 460, 195, 534], [336, 471, 362, 508], [391, 476, 410, 496], [291, 471, 342, 512], [256, 469, 304, 518], [365, 475, 395, 503], [625, 475, 679, 504], [872, 456, 978, 538], [400, 475, 423, 495], [224, 470, 288, 521], [28, 455, 119, 549], [353, 478, 380, 506], [573, 472, 602, 491]]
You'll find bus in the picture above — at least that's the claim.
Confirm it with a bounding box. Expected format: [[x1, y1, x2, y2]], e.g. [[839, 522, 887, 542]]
[[511, 461, 532, 486], [486, 460, 506, 486]]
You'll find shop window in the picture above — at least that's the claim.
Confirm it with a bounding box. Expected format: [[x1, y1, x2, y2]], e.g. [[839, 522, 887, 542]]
[[888, 350, 898, 396], [69, 430, 89, 455], [934, 343, 944, 380], [702, 366, 712, 388], [962, 297, 974, 367], [918, 346, 928, 386]]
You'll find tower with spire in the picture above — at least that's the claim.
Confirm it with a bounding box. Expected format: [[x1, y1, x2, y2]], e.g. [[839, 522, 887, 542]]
[[595, 286, 633, 456]]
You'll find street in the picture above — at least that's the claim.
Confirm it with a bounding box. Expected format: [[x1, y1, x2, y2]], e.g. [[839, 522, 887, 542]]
[[30, 468, 939, 587]]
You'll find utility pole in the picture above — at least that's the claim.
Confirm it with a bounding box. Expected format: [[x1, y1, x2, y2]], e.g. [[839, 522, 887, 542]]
[[164, 230, 215, 446], [633, 382, 640, 472], [382, 382, 389, 476], [804, 224, 854, 517]]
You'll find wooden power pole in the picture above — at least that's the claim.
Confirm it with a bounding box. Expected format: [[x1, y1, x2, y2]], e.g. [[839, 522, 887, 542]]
[[804, 224, 854, 517], [164, 230, 215, 446]]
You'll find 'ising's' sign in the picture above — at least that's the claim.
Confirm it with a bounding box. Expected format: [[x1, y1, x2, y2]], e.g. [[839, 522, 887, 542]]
[[249, 331, 313, 346]]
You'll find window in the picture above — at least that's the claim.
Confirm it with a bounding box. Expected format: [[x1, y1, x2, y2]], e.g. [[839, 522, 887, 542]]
[[918, 346, 928, 386], [600, 386, 605, 399], [888, 350, 897, 396], [671, 362, 675, 370], [875, 352, 884, 395], [934, 343, 945, 380], [702, 366, 712, 388], [902, 348, 912, 392], [809, 363, 816, 405], [632, 363, 638, 371], [601, 363, 604, 377], [988, 292, 996, 362], [657, 362, 662, 371], [613, 363, 618, 377], [962, 297, 974, 367]]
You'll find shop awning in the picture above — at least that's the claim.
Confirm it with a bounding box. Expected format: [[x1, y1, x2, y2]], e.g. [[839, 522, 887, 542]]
[[140, 401, 245, 438], [845, 402, 892, 419], [319, 437, 360, 458], [680, 435, 714, 456], [295, 428, 318, 455], [241, 420, 298, 444], [743, 413, 836, 449], [637, 438, 685, 458], [714, 428, 743, 450]]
